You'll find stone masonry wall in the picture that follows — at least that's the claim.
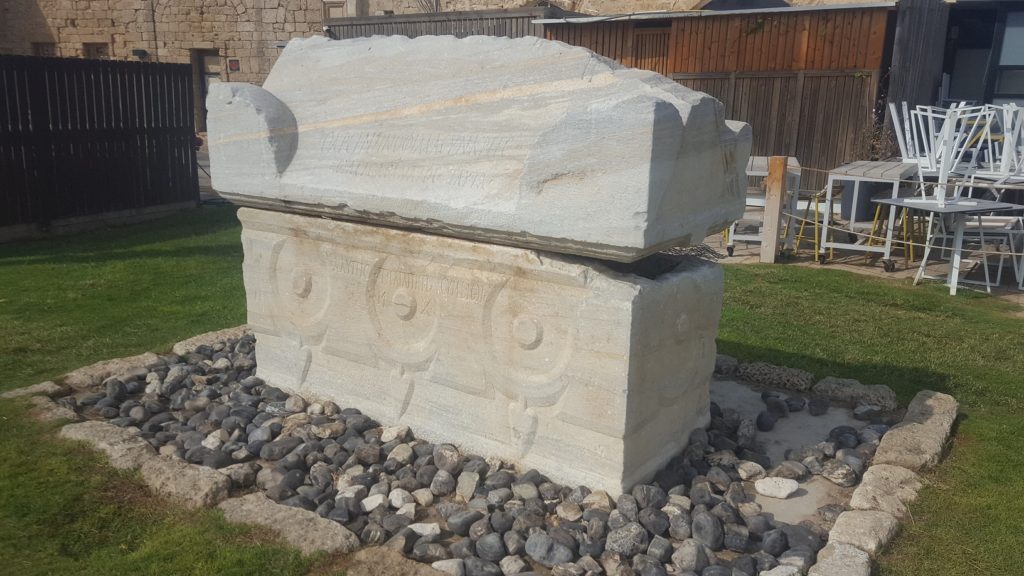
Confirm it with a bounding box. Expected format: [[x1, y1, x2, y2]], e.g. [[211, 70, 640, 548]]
[[0, 0, 324, 84]]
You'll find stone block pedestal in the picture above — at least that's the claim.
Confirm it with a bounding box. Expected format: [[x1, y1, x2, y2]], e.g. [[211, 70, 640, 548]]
[[240, 207, 722, 493]]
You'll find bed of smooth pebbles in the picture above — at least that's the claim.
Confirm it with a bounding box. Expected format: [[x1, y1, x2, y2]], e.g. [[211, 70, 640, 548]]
[[55, 335, 897, 576]]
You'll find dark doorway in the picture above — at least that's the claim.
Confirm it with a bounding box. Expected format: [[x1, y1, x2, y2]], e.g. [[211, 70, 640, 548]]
[[943, 9, 997, 104], [191, 49, 222, 132]]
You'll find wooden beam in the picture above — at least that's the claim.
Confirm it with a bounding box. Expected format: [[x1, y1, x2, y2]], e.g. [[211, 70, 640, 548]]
[[760, 155, 787, 263]]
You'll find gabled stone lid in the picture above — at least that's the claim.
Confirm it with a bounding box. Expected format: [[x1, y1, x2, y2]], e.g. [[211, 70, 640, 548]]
[[208, 35, 750, 262]]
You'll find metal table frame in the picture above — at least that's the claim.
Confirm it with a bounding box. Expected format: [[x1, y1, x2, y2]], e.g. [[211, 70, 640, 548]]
[[819, 161, 919, 269], [874, 197, 1024, 295]]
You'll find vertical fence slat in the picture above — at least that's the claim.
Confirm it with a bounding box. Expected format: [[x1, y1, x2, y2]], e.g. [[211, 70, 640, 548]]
[[0, 54, 197, 231]]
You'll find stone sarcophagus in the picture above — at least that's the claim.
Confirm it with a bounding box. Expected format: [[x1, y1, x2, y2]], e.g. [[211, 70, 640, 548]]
[[210, 35, 750, 494]]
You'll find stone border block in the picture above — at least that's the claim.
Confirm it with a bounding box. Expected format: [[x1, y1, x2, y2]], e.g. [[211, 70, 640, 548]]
[[808, 542, 872, 576], [58, 421, 156, 470], [828, 510, 900, 555], [172, 325, 249, 356], [849, 464, 923, 518], [1, 381, 65, 399], [812, 376, 897, 411], [61, 352, 164, 390], [140, 456, 231, 509], [873, 390, 958, 471], [28, 396, 80, 422], [218, 492, 361, 555], [735, 361, 815, 392]]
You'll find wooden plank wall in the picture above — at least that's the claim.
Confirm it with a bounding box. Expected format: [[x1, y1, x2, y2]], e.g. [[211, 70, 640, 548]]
[[327, 9, 548, 39], [546, 7, 893, 189], [668, 8, 889, 73], [0, 56, 197, 229], [547, 22, 635, 65]]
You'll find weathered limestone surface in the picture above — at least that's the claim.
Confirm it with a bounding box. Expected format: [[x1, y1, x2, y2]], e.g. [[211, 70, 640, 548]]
[[873, 390, 959, 471], [59, 421, 156, 470], [219, 492, 361, 555], [28, 396, 80, 422], [140, 456, 232, 509], [829, 510, 900, 555], [849, 464, 923, 518], [1, 381, 64, 399], [172, 325, 249, 356], [61, 351, 163, 390], [812, 376, 898, 411], [809, 542, 872, 576], [210, 35, 751, 262], [240, 207, 720, 494]]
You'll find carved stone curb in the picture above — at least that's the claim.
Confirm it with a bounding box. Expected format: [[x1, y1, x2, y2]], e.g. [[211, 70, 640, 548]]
[[828, 510, 901, 556], [849, 464, 923, 518], [873, 390, 959, 472], [140, 456, 232, 509], [218, 492, 361, 556], [58, 421, 156, 470], [171, 325, 249, 356], [0, 380, 65, 399], [812, 376, 898, 412], [803, 389, 956, 575], [61, 351, 163, 390], [808, 542, 872, 576]]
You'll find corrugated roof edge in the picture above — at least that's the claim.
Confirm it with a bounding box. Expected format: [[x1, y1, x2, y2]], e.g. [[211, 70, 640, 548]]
[[533, 1, 897, 24]]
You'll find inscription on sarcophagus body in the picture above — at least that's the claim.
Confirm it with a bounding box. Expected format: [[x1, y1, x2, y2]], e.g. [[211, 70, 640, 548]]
[[210, 34, 750, 494]]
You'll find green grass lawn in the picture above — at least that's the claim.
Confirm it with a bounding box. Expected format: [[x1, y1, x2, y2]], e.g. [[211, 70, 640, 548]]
[[0, 206, 336, 575], [1, 205, 1022, 574]]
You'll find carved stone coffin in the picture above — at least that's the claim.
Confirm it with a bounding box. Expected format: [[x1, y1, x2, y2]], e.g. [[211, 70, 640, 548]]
[[208, 35, 751, 263], [240, 208, 721, 493]]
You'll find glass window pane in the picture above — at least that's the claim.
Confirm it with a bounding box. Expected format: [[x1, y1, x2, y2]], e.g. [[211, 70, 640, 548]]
[[997, 69, 1024, 93], [993, 97, 1024, 107], [1000, 12, 1024, 65]]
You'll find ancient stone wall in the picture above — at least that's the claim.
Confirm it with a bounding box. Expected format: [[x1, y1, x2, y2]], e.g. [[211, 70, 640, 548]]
[[0, 0, 324, 85]]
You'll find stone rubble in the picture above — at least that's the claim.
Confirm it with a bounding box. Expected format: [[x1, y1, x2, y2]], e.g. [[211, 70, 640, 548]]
[[3, 335, 961, 575]]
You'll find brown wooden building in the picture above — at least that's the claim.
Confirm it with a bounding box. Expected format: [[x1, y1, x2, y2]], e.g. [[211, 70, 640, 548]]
[[540, 3, 898, 189]]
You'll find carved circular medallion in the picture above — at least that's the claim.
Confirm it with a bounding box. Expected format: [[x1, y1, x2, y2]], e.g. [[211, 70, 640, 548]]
[[269, 238, 331, 340]]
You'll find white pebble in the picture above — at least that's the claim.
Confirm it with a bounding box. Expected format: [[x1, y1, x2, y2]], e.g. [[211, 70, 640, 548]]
[[409, 522, 441, 537], [754, 477, 799, 499], [737, 461, 767, 481], [412, 488, 434, 507], [360, 493, 386, 513], [380, 425, 410, 443], [389, 488, 415, 509]]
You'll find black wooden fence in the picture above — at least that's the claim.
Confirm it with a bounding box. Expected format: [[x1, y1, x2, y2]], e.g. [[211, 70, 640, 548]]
[[0, 55, 198, 229]]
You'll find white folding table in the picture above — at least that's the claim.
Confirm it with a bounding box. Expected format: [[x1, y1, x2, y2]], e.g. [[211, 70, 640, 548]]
[[819, 160, 919, 270], [874, 197, 1023, 295]]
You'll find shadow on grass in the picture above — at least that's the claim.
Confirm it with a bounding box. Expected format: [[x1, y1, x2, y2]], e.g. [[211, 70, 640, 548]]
[[0, 205, 242, 263], [717, 339, 955, 402], [0, 243, 242, 268]]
